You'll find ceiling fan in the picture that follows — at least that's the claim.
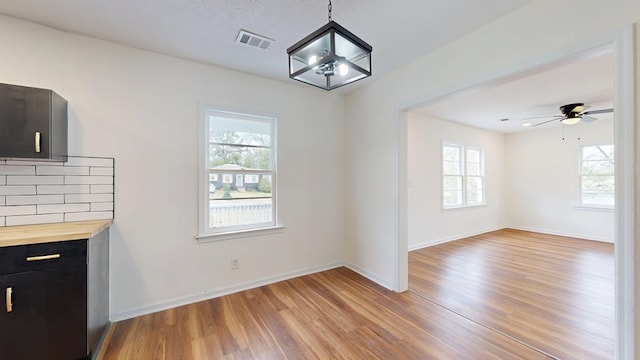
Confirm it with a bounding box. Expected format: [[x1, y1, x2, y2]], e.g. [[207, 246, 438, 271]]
[[523, 103, 613, 127]]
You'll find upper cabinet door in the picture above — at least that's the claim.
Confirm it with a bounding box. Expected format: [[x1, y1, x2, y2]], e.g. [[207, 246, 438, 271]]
[[0, 83, 67, 162]]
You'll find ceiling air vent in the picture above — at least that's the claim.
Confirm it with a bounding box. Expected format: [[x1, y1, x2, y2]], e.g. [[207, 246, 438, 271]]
[[236, 30, 274, 50]]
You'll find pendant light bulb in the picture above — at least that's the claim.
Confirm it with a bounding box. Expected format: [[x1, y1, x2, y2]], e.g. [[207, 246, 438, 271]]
[[338, 63, 349, 76], [308, 55, 318, 65]]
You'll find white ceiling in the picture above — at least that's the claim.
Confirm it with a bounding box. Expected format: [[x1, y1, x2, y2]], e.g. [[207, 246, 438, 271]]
[[0, 0, 531, 92], [412, 49, 615, 133], [0, 0, 614, 131]]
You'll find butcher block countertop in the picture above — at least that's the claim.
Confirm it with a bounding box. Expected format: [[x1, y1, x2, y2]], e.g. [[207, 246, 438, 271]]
[[0, 220, 112, 247]]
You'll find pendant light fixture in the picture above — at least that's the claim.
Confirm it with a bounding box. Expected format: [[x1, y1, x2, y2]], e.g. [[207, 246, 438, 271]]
[[287, 0, 372, 90]]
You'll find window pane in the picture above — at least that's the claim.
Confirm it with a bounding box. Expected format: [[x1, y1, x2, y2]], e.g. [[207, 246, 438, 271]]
[[443, 175, 462, 190], [209, 198, 273, 228], [467, 176, 483, 191], [443, 146, 460, 162], [444, 190, 462, 206], [582, 160, 614, 175], [204, 109, 276, 233], [467, 190, 483, 204], [582, 175, 614, 191], [467, 163, 480, 176], [466, 148, 480, 163], [582, 145, 614, 161], [210, 145, 271, 170], [443, 161, 461, 175], [209, 116, 271, 147], [582, 190, 615, 206]]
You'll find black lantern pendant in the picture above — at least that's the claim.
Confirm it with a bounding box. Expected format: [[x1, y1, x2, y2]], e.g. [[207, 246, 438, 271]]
[[287, 0, 372, 91]]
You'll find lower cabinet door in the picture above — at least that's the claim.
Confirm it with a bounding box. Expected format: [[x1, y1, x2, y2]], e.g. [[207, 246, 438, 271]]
[[0, 265, 88, 360]]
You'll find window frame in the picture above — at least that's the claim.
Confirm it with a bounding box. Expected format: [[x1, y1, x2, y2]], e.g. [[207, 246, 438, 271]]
[[578, 144, 614, 209], [442, 142, 485, 209], [197, 106, 279, 240]]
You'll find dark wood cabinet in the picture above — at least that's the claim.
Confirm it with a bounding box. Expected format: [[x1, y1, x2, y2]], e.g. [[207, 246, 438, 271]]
[[0, 83, 68, 161], [0, 230, 109, 360]]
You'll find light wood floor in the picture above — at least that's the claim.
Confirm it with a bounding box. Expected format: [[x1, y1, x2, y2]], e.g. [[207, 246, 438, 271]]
[[409, 228, 615, 360], [99, 229, 612, 359], [100, 267, 555, 359]]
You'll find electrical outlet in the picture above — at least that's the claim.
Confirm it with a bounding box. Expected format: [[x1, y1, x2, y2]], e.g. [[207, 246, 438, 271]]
[[231, 257, 239, 270]]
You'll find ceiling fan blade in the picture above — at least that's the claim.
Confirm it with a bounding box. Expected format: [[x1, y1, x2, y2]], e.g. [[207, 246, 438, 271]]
[[581, 116, 598, 123], [571, 105, 590, 113], [583, 108, 613, 115], [532, 117, 563, 127], [522, 114, 561, 121]]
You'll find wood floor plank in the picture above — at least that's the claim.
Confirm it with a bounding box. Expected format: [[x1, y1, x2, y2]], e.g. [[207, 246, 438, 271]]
[[409, 228, 615, 360], [101, 267, 555, 359]]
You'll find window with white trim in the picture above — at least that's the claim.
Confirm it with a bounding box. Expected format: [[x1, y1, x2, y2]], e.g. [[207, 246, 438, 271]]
[[442, 143, 484, 208], [579, 144, 614, 207], [199, 108, 277, 236]]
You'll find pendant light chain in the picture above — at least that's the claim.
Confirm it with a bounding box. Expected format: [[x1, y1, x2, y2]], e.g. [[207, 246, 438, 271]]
[[328, 0, 332, 22]]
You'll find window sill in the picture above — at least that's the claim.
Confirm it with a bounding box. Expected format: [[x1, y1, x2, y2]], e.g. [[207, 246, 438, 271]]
[[574, 205, 614, 213], [196, 225, 284, 243], [442, 203, 486, 211]]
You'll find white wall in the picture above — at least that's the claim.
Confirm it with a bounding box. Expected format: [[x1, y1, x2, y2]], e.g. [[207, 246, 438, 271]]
[[407, 114, 614, 247], [344, 0, 639, 353], [505, 120, 614, 242], [0, 15, 346, 319], [345, 0, 638, 292], [407, 113, 506, 250]]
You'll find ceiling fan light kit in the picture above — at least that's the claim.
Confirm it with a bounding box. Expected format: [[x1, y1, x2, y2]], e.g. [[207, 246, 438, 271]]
[[287, 0, 372, 90]]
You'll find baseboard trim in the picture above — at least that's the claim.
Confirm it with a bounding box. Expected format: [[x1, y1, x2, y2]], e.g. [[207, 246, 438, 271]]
[[93, 321, 113, 360], [344, 263, 394, 291], [408, 226, 506, 251], [110, 261, 344, 322], [506, 225, 614, 243]]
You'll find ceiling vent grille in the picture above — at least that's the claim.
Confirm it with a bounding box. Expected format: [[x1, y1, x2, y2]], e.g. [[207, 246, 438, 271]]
[[236, 30, 274, 50]]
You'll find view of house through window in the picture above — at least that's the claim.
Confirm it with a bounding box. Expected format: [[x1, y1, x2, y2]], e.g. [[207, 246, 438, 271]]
[[201, 109, 276, 235], [580, 144, 614, 207], [442, 143, 485, 208]]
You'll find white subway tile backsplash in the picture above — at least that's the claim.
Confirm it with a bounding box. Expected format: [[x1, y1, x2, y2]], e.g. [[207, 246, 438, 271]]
[[37, 165, 89, 176], [91, 185, 114, 194], [5, 160, 63, 166], [0, 166, 36, 175], [38, 203, 90, 214], [37, 185, 90, 195], [6, 195, 64, 206], [65, 211, 113, 222], [0, 205, 36, 217], [6, 214, 64, 226], [65, 176, 113, 185], [0, 186, 37, 196], [89, 167, 114, 176], [7, 175, 64, 185], [65, 157, 113, 167], [65, 193, 113, 203], [91, 202, 114, 212], [0, 156, 114, 227]]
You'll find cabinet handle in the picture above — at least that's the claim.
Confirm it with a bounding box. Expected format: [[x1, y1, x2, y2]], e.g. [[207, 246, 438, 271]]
[[35, 131, 41, 153], [6, 287, 12, 313], [26, 254, 61, 262]]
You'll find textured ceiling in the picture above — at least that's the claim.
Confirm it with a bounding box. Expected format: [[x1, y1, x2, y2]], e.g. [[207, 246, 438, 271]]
[[412, 49, 614, 133], [0, 0, 613, 133], [0, 0, 532, 92]]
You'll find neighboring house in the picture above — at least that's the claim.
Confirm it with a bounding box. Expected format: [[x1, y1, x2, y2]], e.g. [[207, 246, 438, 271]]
[[210, 164, 270, 192]]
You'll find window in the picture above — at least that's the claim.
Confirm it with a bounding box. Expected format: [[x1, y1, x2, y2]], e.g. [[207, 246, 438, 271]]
[[580, 145, 614, 207], [199, 108, 277, 237], [442, 143, 484, 208]]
